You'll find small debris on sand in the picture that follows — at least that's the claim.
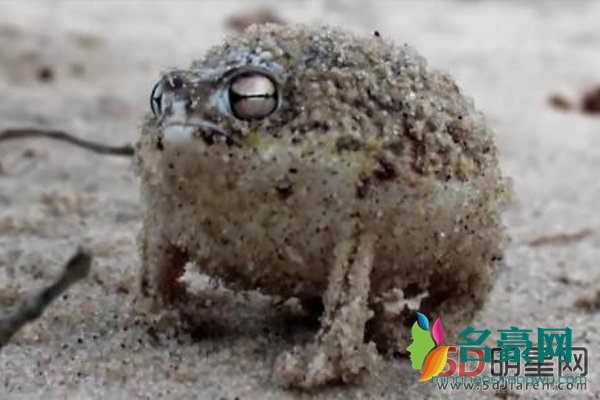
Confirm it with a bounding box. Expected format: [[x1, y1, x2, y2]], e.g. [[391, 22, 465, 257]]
[[226, 8, 286, 32], [70, 62, 86, 78], [0, 287, 25, 308], [36, 66, 54, 83], [547, 93, 572, 111], [574, 290, 600, 312], [581, 85, 600, 115], [526, 228, 593, 247], [494, 388, 520, 399]]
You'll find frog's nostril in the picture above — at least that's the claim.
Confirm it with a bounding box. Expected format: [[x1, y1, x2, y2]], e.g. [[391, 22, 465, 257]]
[[197, 127, 237, 147], [163, 122, 239, 148]]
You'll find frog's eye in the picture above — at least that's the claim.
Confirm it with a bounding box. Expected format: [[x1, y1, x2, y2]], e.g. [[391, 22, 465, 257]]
[[150, 81, 164, 117], [228, 72, 278, 120]]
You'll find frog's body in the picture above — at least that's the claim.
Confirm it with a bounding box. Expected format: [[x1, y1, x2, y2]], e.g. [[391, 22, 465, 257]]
[[135, 24, 508, 388]]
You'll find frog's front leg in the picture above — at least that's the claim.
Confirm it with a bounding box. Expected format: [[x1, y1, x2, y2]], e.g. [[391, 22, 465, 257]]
[[274, 224, 381, 388], [140, 216, 189, 306]]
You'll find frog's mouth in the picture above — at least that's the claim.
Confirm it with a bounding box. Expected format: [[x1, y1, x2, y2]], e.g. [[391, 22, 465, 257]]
[[163, 121, 240, 147]]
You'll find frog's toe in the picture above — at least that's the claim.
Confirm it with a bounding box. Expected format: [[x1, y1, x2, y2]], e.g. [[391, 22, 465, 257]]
[[273, 341, 379, 389]]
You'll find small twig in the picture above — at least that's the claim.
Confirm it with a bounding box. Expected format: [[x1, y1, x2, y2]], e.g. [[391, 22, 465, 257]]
[[526, 228, 594, 247], [0, 128, 134, 157], [0, 248, 92, 349]]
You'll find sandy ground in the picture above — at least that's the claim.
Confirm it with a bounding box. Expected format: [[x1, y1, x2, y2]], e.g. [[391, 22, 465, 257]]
[[0, 1, 599, 399]]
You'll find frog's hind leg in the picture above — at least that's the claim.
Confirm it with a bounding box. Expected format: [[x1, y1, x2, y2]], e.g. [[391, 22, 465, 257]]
[[366, 258, 497, 355], [273, 223, 381, 389]]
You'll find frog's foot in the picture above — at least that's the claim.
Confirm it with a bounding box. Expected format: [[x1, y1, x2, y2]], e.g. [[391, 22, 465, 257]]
[[273, 229, 381, 389], [274, 335, 380, 389]]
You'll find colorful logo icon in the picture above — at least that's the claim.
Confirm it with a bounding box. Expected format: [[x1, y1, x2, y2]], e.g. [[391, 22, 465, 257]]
[[407, 312, 450, 381]]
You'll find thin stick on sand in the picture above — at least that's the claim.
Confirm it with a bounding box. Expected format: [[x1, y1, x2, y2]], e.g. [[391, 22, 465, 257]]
[[0, 248, 92, 349], [0, 128, 134, 157]]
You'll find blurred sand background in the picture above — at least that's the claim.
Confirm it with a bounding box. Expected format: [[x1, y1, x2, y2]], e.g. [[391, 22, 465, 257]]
[[0, 0, 599, 399]]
